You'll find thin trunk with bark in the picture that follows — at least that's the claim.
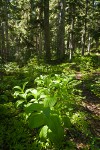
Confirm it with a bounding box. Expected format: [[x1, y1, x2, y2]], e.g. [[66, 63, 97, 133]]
[[82, 0, 88, 56], [69, 2, 75, 61], [87, 34, 91, 54]]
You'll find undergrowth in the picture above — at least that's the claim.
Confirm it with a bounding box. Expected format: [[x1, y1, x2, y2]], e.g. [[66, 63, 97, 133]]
[[0, 55, 100, 149]]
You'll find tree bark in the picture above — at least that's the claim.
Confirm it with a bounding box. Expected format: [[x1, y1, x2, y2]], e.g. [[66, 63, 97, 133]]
[[57, 0, 65, 61], [81, 0, 88, 56], [87, 34, 91, 54], [1, 23, 6, 63], [69, 2, 75, 61], [5, 0, 9, 61], [44, 0, 51, 61]]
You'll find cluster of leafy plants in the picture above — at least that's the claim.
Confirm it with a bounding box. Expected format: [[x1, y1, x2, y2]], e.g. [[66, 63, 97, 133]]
[[0, 102, 36, 150], [1, 57, 99, 149], [90, 76, 100, 98], [13, 72, 89, 149], [83, 73, 100, 98], [73, 54, 100, 72]]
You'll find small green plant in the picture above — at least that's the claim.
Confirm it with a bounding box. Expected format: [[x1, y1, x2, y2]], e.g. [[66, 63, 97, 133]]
[[13, 73, 82, 149], [90, 77, 100, 98], [74, 55, 94, 71], [13, 82, 64, 148], [4, 62, 19, 74], [70, 111, 90, 135]]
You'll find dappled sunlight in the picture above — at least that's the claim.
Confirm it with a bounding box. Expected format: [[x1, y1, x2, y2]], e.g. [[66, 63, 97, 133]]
[[0, 0, 100, 149]]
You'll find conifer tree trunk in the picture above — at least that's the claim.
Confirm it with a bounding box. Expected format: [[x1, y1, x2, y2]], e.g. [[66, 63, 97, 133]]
[[38, 1, 43, 60], [44, 0, 51, 61], [0, 0, 9, 62], [0, 6, 2, 61], [0, 0, 6, 63], [57, 0, 65, 61], [5, 0, 9, 61], [1, 23, 6, 62]]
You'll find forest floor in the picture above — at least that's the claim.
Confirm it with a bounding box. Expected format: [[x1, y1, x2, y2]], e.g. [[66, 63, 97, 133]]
[[71, 72, 100, 150], [0, 58, 100, 150]]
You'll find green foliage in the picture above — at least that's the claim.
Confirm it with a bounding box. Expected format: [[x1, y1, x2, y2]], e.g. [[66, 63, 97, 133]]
[[29, 113, 45, 128], [0, 102, 35, 150], [39, 125, 48, 141], [91, 76, 100, 97], [83, 73, 100, 98], [90, 137, 100, 150], [4, 62, 20, 74], [13, 72, 82, 148], [70, 111, 90, 135], [0, 118, 35, 150], [74, 55, 93, 71], [1, 57, 99, 149]]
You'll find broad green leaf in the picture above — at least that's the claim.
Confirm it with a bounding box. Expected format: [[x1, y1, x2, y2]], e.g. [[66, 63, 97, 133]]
[[47, 130, 56, 143], [29, 113, 45, 128], [44, 97, 57, 108], [25, 103, 44, 113], [39, 125, 48, 141], [39, 93, 47, 99], [46, 114, 61, 133], [13, 91, 21, 97], [47, 128, 63, 145], [25, 88, 34, 94], [15, 100, 25, 107], [25, 88, 35, 94], [29, 89, 38, 99], [46, 114, 64, 142], [30, 99, 36, 102], [19, 93, 27, 99], [43, 107, 50, 117], [13, 86, 22, 91]]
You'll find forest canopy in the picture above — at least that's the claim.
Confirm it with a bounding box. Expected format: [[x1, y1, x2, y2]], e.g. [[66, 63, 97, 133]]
[[0, 0, 100, 64]]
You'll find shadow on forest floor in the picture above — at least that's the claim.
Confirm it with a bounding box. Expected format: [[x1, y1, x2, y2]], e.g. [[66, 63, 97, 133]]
[[0, 62, 100, 150], [70, 72, 100, 149]]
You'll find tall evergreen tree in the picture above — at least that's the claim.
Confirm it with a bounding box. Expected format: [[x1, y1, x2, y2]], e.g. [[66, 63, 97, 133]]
[[44, 0, 51, 61], [57, 0, 65, 61]]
